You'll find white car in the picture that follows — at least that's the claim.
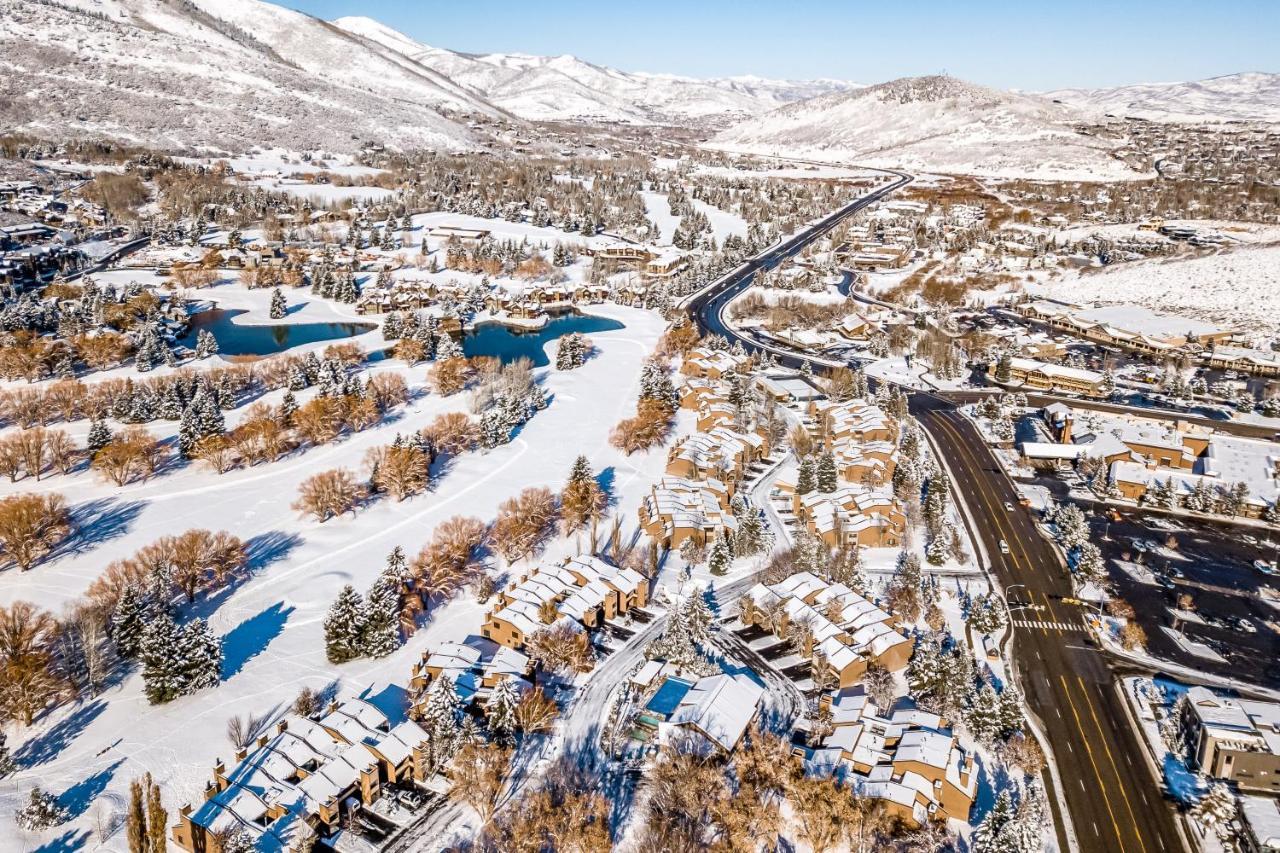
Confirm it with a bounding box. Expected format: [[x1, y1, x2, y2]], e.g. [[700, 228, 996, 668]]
[[999, 539, 1010, 554], [1004, 501, 1015, 512], [1237, 618, 1257, 634], [1253, 559, 1278, 576]]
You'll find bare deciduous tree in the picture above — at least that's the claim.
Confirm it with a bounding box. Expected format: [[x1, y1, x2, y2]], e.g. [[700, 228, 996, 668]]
[[448, 742, 512, 825], [0, 492, 70, 571], [491, 487, 557, 564], [292, 469, 365, 522]]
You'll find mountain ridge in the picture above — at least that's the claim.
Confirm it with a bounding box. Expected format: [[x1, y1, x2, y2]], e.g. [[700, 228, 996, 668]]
[[1045, 71, 1280, 124]]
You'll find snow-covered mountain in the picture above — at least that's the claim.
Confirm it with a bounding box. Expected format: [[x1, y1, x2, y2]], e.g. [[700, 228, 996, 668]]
[[0, 0, 498, 153], [334, 15, 860, 125], [710, 75, 1145, 180], [1045, 72, 1280, 124]]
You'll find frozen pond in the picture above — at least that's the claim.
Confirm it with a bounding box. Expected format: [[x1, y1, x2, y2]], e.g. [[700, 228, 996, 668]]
[[462, 312, 625, 367], [178, 308, 374, 356]]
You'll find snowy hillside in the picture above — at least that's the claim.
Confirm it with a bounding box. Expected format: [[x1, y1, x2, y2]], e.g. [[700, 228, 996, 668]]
[[0, 0, 493, 153], [709, 75, 1146, 180], [1031, 243, 1280, 333], [1046, 72, 1280, 124], [334, 15, 860, 125]]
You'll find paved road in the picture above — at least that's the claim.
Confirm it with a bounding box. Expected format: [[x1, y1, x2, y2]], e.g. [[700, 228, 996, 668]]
[[683, 172, 1187, 851], [913, 396, 1185, 853], [687, 170, 912, 365]]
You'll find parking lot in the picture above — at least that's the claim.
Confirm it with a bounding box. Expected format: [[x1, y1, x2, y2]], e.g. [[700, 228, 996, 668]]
[[1089, 508, 1280, 687]]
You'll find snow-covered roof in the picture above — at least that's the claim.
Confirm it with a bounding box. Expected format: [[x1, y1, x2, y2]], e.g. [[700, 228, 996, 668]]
[[1240, 794, 1280, 850], [667, 673, 765, 752]]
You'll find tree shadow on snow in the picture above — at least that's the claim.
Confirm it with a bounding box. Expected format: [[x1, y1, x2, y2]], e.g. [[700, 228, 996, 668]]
[[33, 830, 92, 853], [58, 758, 124, 819], [52, 498, 148, 562], [595, 466, 617, 509], [221, 602, 294, 680], [15, 699, 108, 767], [244, 530, 304, 573]]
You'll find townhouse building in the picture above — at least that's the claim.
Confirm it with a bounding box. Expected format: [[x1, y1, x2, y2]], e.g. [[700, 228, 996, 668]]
[[741, 572, 912, 687], [798, 693, 977, 827]]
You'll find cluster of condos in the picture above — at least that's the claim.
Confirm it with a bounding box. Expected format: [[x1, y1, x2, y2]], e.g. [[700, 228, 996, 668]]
[[627, 569, 973, 828], [1022, 403, 1280, 520]]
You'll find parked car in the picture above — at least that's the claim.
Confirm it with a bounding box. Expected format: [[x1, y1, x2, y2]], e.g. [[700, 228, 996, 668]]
[[1253, 559, 1278, 576]]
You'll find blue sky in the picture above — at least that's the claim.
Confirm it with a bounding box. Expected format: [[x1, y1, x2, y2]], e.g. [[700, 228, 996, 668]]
[[288, 0, 1278, 90]]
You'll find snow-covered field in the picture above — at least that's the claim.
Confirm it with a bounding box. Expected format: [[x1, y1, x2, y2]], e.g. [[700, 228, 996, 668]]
[[249, 180, 396, 206], [0, 279, 668, 846], [1029, 243, 1280, 333]]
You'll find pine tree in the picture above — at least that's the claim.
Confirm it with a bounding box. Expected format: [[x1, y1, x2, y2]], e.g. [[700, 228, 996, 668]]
[[0, 732, 15, 777], [270, 287, 287, 319], [281, 390, 298, 424], [707, 536, 733, 576], [796, 456, 816, 495], [362, 575, 402, 658], [384, 546, 410, 588], [382, 312, 403, 341], [324, 585, 366, 664], [683, 592, 714, 646], [420, 675, 463, 772], [997, 787, 1046, 853], [177, 405, 201, 459], [141, 612, 184, 704], [997, 686, 1026, 740], [966, 682, 1003, 746], [87, 417, 113, 456], [14, 787, 68, 831], [816, 451, 838, 493], [111, 584, 148, 658], [195, 329, 219, 359], [733, 512, 766, 558], [180, 618, 222, 694], [486, 677, 519, 745], [971, 789, 1013, 853]]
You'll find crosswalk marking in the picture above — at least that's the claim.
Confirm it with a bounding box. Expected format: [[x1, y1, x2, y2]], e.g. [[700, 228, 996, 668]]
[[1012, 619, 1086, 632]]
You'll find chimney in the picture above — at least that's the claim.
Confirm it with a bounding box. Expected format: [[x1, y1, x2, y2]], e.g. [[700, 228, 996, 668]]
[[276, 719, 289, 735], [257, 734, 270, 749], [234, 748, 247, 763]]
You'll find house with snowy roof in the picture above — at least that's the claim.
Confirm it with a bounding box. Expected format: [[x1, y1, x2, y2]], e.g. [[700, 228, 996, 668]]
[[170, 699, 431, 852], [997, 356, 1106, 397], [655, 672, 766, 754], [1181, 686, 1280, 794], [639, 475, 737, 549], [481, 555, 649, 650], [410, 639, 533, 709], [681, 346, 753, 380], [811, 400, 897, 445], [796, 692, 977, 827], [741, 572, 911, 687], [666, 426, 767, 483]]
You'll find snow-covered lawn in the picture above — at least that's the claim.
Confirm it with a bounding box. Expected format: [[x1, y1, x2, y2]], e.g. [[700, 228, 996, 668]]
[[640, 190, 679, 246], [249, 179, 396, 205], [0, 285, 669, 844]]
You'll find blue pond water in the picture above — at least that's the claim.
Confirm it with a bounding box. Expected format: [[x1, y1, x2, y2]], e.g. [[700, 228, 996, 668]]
[[462, 312, 625, 367], [178, 309, 374, 356]]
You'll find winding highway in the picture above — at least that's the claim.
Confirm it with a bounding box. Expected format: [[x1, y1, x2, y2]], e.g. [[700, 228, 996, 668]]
[[686, 173, 1187, 853]]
